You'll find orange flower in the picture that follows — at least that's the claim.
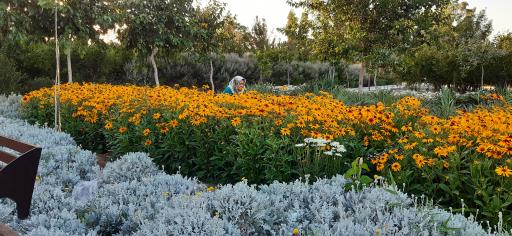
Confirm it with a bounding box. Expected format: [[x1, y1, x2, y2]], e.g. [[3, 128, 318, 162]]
[[495, 166, 512, 177], [144, 139, 152, 146], [231, 117, 241, 127], [152, 113, 161, 119], [119, 127, 127, 133], [160, 127, 169, 133], [169, 119, 179, 128], [280, 128, 291, 136], [104, 122, 113, 130], [376, 163, 385, 171], [391, 162, 401, 172]]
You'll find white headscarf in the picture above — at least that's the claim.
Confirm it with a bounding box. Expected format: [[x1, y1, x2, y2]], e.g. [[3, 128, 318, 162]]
[[229, 76, 246, 94]]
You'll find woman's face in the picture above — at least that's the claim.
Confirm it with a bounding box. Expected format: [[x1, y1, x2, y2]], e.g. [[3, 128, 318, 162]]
[[236, 80, 245, 92]]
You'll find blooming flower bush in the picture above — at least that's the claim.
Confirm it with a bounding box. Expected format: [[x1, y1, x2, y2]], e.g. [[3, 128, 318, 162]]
[[0, 116, 509, 235], [20, 83, 512, 228]]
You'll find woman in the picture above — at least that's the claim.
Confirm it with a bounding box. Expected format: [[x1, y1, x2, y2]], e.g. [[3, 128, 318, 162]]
[[223, 76, 246, 95]]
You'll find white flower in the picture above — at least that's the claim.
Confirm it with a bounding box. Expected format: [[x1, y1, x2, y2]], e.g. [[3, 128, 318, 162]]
[[295, 143, 306, 147], [330, 141, 340, 147], [336, 145, 347, 153], [304, 138, 314, 143], [323, 151, 334, 156]]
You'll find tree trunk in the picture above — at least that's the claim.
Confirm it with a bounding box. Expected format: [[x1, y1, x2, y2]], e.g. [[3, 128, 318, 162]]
[[149, 47, 160, 86], [54, 7, 61, 131], [209, 59, 215, 92], [345, 68, 349, 88], [480, 64, 484, 89], [66, 47, 72, 83], [358, 62, 365, 91], [287, 66, 290, 86], [374, 71, 377, 88]]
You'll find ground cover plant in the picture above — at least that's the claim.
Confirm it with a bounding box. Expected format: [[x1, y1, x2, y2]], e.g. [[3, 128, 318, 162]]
[[0, 115, 508, 235], [21, 83, 512, 228]]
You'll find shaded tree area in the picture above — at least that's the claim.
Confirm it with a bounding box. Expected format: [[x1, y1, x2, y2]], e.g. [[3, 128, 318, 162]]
[[0, 0, 511, 94]]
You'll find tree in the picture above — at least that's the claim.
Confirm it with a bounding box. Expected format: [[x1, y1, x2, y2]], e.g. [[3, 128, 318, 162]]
[[453, 5, 500, 89], [289, 0, 450, 90], [296, 11, 312, 60], [279, 11, 300, 57], [117, 0, 197, 86], [251, 17, 271, 51], [492, 33, 512, 87], [4, 0, 100, 83], [194, 0, 228, 92], [398, 2, 502, 91], [215, 15, 252, 55], [279, 10, 311, 61]]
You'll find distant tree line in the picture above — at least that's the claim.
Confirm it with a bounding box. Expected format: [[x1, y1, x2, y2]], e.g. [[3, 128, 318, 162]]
[[0, 0, 511, 94]]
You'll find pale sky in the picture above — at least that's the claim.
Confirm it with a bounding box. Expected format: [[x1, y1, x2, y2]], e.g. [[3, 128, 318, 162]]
[[212, 0, 511, 40]]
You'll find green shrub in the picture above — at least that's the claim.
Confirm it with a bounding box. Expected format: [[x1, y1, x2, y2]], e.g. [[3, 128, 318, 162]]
[[0, 53, 25, 94]]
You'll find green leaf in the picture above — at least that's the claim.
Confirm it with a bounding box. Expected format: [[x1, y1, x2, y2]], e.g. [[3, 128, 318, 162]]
[[359, 175, 373, 185], [439, 184, 451, 193]]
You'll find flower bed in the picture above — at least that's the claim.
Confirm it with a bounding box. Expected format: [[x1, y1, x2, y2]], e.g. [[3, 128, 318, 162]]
[[21, 83, 512, 227], [0, 116, 505, 235]]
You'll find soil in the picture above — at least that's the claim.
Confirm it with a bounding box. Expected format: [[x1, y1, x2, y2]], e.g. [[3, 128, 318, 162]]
[[0, 224, 19, 236], [96, 153, 110, 169]]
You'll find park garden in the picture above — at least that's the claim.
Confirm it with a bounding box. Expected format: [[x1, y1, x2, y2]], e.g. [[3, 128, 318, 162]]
[[1, 0, 512, 235]]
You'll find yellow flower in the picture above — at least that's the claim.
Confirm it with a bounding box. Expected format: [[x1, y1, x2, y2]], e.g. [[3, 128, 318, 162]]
[[495, 166, 512, 177], [104, 122, 113, 130], [169, 119, 179, 128], [231, 117, 241, 127], [280, 128, 291, 136], [292, 228, 300, 235], [310, 123, 320, 129], [143, 128, 151, 137], [152, 113, 161, 119], [207, 186, 216, 192], [415, 158, 426, 168], [376, 163, 385, 171], [391, 162, 401, 172], [430, 125, 441, 134]]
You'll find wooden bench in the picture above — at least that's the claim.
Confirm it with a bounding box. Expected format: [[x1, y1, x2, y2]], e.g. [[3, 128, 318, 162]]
[[0, 136, 42, 220]]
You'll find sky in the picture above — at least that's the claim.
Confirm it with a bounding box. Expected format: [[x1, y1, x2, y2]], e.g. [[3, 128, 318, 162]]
[[212, 0, 512, 40]]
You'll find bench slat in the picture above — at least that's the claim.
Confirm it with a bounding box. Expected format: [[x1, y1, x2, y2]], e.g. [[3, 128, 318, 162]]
[[0, 136, 35, 153], [0, 149, 17, 164]]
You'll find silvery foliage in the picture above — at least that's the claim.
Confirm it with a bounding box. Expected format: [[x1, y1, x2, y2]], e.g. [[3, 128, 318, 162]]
[[0, 116, 98, 235], [81, 154, 204, 235], [0, 117, 509, 235], [100, 152, 160, 184], [0, 94, 22, 119]]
